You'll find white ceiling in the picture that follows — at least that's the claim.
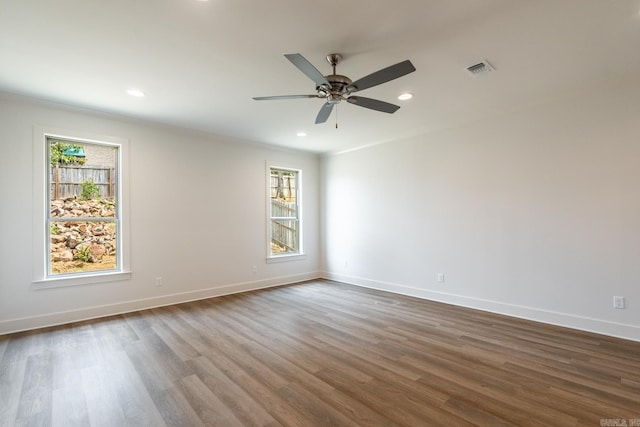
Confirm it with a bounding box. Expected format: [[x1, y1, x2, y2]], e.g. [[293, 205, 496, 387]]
[[1, 0, 639, 154]]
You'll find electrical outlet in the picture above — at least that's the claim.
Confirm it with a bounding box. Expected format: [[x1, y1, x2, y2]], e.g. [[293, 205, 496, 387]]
[[251, 266, 258, 274], [613, 296, 625, 309], [155, 277, 163, 287], [344, 261, 348, 268], [437, 273, 445, 283]]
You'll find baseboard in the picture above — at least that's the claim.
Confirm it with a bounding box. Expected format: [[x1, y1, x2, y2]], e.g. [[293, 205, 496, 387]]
[[0, 272, 321, 335], [6, 271, 638, 342], [322, 271, 640, 342]]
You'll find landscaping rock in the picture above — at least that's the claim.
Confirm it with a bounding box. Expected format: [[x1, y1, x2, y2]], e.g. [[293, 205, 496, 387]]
[[53, 250, 74, 262], [89, 243, 106, 262], [49, 198, 116, 265], [51, 234, 66, 244]]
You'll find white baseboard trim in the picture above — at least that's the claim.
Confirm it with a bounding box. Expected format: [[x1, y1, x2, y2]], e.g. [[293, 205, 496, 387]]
[[0, 272, 321, 335], [322, 271, 640, 342]]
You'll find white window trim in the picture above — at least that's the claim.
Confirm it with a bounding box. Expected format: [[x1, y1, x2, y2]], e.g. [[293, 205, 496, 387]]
[[266, 253, 307, 264], [266, 162, 304, 261], [32, 125, 131, 288]]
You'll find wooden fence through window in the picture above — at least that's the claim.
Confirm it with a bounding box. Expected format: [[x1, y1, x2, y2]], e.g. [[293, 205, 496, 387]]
[[271, 199, 298, 253], [50, 165, 116, 199]]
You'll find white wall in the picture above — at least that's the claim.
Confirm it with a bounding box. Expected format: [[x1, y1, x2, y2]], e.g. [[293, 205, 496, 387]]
[[3, 80, 639, 341], [0, 93, 320, 334], [322, 81, 640, 341]]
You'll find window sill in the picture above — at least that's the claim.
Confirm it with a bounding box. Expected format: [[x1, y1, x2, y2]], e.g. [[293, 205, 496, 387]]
[[266, 253, 306, 263], [32, 271, 132, 290]]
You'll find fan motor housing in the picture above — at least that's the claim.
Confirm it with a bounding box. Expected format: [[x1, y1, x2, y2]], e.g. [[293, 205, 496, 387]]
[[318, 74, 352, 99]]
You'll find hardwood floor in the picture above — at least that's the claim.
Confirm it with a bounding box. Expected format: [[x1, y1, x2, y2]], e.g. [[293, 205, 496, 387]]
[[1, 280, 638, 426]]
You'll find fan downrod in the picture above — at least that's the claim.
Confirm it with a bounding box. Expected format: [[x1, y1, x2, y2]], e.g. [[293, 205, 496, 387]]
[[320, 53, 352, 100]]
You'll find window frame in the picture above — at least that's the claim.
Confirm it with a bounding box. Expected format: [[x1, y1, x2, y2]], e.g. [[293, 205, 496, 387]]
[[266, 163, 304, 262], [32, 126, 131, 288]]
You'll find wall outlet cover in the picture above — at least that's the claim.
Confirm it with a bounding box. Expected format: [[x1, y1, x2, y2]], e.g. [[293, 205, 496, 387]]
[[613, 296, 625, 309]]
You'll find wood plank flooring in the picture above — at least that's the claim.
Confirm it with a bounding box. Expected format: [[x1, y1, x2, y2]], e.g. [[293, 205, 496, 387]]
[[1, 280, 639, 426]]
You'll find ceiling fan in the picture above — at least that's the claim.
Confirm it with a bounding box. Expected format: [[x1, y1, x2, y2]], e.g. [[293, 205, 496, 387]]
[[253, 53, 416, 124]]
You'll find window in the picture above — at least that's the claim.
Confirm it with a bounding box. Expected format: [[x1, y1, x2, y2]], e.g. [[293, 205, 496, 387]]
[[47, 137, 120, 276], [33, 126, 130, 286], [268, 166, 302, 258]]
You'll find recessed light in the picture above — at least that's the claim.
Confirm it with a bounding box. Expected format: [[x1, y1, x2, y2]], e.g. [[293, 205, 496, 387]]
[[398, 93, 413, 101], [126, 89, 145, 97], [296, 132, 307, 137]]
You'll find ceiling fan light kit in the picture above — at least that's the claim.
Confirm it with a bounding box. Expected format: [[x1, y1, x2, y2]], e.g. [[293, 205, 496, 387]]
[[253, 53, 416, 124]]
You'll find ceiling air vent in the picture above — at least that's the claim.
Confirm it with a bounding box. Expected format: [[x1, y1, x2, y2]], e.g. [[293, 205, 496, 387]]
[[466, 60, 495, 78]]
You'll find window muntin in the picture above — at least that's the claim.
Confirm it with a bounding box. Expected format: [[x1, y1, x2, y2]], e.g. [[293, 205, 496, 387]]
[[269, 167, 301, 256], [46, 137, 120, 277]]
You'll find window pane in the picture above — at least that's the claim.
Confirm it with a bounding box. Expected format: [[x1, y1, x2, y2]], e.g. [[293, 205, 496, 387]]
[[49, 140, 117, 214], [270, 170, 297, 205], [270, 219, 298, 254], [50, 220, 117, 275]]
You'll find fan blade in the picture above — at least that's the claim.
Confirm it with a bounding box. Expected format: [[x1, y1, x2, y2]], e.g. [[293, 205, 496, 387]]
[[285, 53, 331, 88], [347, 60, 416, 92], [315, 102, 334, 124], [253, 95, 318, 101], [347, 96, 400, 113]]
